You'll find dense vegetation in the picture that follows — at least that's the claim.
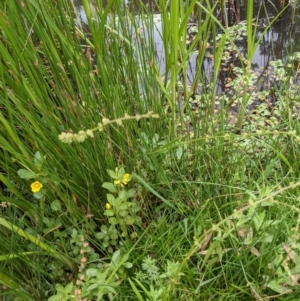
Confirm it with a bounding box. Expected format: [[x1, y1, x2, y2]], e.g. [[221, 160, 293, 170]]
[[1, 0, 300, 300]]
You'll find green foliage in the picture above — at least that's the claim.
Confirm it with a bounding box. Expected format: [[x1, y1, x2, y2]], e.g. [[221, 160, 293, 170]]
[[1, 0, 300, 300], [128, 257, 184, 301], [97, 168, 140, 252], [49, 245, 133, 301]]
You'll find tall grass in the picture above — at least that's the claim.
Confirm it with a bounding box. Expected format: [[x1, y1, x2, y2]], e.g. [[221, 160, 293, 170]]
[[0, 0, 300, 300]]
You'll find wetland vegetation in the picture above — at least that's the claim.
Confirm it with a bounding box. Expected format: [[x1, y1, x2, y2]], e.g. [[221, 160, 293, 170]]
[[1, 0, 300, 300]]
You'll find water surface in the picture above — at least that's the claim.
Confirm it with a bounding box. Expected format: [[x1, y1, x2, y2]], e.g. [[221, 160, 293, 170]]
[[73, 1, 300, 98]]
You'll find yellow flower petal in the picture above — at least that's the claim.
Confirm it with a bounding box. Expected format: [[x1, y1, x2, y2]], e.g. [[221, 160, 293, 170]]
[[114, 180, 121, 186], [121, 173, 130, 185], [105, 203, 112, 210], [30, 181, 43, 193]]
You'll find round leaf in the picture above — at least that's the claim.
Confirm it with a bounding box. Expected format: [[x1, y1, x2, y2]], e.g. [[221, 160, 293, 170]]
[[51, 200, 62, 212], [105, 209, 114, 217], [109, 217, 118, 225]]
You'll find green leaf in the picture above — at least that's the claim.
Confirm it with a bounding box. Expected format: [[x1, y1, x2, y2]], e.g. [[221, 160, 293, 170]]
[[123, 262, 133, 268], [125, 215, 134, 225], [64, 282, 74, 294], [262, 233, 273, 243], [34, 151, 42, 161], [253, 211, 266, 231], [118, 190, 127, 200], [39, 171, 49, 177], [176, 146, 183, 159], [244, 237, 253, 245], [48, 293, 65, 301], [95, 232, 106, 239], [261, 200, 274, 207], [126, 189, 136, 198], [109, 217, 118, 225], [267, 279, 292, 294], [119, 203, 128, 211], [86, 268, 98, 277], [107, 194, 116, 205], [101, 225, 108, 232], [130, 232, 138, 239], [112, 249, 121, 264], [17, 169, 36, 179], [102, 182, 117, 193], [51, 200, 62, 211], [119, 210, 127, 217], [131, 202, 140, 213], [55, 284, 66, 294], [118, 167, 125, 178], [128, 278, 145, 301], [34, 151, 43, 170], [107, 169, 116, 179], [33, 189, 47, 199], [110, 232, 118, 240], [105, 209, 114, 217]]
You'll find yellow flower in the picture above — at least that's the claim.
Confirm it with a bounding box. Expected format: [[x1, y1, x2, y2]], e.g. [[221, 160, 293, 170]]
[[122, 173, 130, 185], [114, 173, 131, 187], [105, 203, 112, 210], [30, 181, 43, 193], [114, 180, 121, 186]]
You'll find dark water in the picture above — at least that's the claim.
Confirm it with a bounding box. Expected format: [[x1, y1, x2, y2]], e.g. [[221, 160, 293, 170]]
[[73, 0, 300, 92]]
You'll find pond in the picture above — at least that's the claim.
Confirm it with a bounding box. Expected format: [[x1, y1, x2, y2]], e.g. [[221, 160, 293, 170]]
[[73, 0, 300, 64], [72, 0, 300, 121]]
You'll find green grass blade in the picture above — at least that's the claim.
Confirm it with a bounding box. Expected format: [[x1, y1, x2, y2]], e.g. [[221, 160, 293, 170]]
[[0, 217, 76, 273], [0, 271, 35, 301], [132, 172, 178, 212]]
